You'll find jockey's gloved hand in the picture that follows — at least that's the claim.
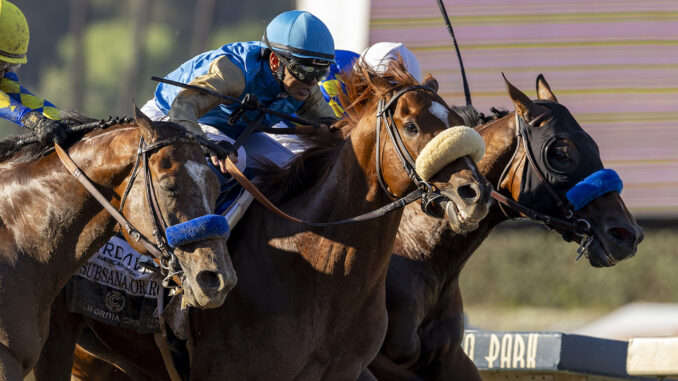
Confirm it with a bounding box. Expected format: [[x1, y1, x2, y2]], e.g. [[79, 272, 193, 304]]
[[240, 93, 259, 110], [22, 111, 68, 145], [200, 136, 236, 160]]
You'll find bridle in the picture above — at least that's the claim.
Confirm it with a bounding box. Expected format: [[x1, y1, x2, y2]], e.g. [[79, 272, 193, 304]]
[[55, 128, 218, 290], [492, 107, 595, 257], [217, 85, 456, 225], [375, 85, 451, 215]]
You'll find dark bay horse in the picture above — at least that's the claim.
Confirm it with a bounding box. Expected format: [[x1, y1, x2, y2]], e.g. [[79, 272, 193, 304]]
[[368, 75, 644, 380], [41, 63, 493, 380], [0, 107, 236, 379]]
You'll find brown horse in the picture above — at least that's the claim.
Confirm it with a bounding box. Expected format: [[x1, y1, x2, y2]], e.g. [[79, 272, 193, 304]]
[[0, 107, 236, 380], [38, 63, 493, 380], [367, 75, 644, 380]]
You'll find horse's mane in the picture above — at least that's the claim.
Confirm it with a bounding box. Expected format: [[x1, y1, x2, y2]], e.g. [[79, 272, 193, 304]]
[[451, 105, 482, 127], [337, 59, 418, 128], [257, 60, 418, 203], [0, 110, 117, 163]]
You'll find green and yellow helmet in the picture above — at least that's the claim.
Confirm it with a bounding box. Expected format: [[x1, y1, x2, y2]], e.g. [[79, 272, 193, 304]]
[[0, 0, 29, 64]]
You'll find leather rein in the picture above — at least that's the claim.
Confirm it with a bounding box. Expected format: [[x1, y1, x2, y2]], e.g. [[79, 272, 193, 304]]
[[54, 132, 205, 288], [492, 111, 594, 257], [216, 85, 447, 226]]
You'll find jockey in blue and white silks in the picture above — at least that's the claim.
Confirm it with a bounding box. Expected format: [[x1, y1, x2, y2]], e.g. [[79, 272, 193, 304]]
[[153, 40, 331, 140], [144, 11, 335, 168], [141, 10, 336, 221], [268, 43, 422, 153], [73, 11, 337, 325]]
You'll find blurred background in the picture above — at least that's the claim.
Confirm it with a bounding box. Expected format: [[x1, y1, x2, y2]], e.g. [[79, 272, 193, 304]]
[[4, 0, 677, 341]]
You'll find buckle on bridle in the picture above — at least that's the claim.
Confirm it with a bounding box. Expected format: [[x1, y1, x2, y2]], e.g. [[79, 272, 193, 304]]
[[574, 218, 593, 260], [575, 218, 591, 236], [576, 235, 594, 261], [418, 182, 446, 217]]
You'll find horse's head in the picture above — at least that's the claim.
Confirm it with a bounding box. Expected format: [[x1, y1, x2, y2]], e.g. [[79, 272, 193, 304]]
[[116, 107, 236, 308], [499, 74, 643, 266], [341, 64, 492, 233]]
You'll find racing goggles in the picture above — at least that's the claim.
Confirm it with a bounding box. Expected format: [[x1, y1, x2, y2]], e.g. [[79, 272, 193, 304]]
[[281, 57, 330, 83]]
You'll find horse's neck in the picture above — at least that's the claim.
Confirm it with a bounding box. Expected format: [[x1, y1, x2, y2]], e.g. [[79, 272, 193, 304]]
[[394, 115, 518, 278], [2, 128, 139, 300], [264, 129, 404, 281]]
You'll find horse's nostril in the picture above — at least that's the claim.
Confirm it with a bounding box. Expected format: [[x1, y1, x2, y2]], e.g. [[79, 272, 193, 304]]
[[196, 270, 224, 291], [608, 227, 635, 246], [457, 184, 478, 202]]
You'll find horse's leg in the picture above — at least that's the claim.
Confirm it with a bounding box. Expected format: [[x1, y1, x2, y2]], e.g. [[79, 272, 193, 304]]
[[76, 321, 169, 381], [416, 284, 481, 381], [417, 348, 481, 381], [35, 289, 85, 381], [356, 368, 378, 381], [72, 344, 133, 381], [368, 353, 425, 381], [0, 344, 23, 381]]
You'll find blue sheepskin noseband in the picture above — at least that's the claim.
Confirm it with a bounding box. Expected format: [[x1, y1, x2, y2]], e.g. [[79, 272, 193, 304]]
[[165, 214, 230, 248], [566, 169, 623, 211]]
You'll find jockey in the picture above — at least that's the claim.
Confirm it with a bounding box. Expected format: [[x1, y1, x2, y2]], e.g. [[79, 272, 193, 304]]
[[0, 0, 63, 142], [318, 49, 360, 117], [144, 10, 336, 175], [360, 42, 422, 83], [318, 42, 422, 119], [269, 43, 422, 152]]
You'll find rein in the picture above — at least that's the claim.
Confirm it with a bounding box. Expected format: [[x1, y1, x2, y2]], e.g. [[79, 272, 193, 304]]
[[54, 131, 207, 288], [493, 111, 594, 256], [209, 85, 446, 226], [223, 157, 424, 226]]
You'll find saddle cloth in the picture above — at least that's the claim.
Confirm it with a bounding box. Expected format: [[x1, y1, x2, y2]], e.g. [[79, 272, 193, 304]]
[[66, 182, 252, 334], [66, 235, 163, 333]]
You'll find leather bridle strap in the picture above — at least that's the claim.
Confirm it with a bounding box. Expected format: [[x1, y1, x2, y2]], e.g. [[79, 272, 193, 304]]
[[375, 85, 441, 198], [491, 111, 591, 237], [55, 142, 167, 259], [516, 111, 572, 217], [491, 190, 589, 236], [223, 157, 424, 226]]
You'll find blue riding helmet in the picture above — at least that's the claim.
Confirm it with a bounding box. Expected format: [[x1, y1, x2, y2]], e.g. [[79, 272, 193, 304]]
[[263, 10, 335, 64]]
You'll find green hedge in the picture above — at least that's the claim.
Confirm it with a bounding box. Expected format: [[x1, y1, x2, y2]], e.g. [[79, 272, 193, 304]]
[[460, 222, 678, 308]]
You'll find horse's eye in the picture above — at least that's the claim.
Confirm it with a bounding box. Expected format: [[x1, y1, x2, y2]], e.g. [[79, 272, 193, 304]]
[[404, 122, 418, 135], [159, 157, 173, 170], [554, 149, 567, 160], [160, 179, 179, 195], [545, 139, 580, 174]]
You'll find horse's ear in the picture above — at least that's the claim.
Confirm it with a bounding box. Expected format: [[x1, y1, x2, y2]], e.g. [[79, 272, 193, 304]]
[[134, 104, 159, 143], [536, 74, 558, 102], [503, 73, 539, 122], [422, 73, 439, 92]]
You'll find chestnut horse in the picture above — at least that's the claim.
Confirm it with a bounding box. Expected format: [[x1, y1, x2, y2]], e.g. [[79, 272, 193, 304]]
[[38, 63, 492, 380], [368, 75, 644, 380], [0, 107, 236, 380]]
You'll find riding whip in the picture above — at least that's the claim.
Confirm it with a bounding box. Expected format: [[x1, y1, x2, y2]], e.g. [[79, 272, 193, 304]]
[[435, 0, 472, 107]]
